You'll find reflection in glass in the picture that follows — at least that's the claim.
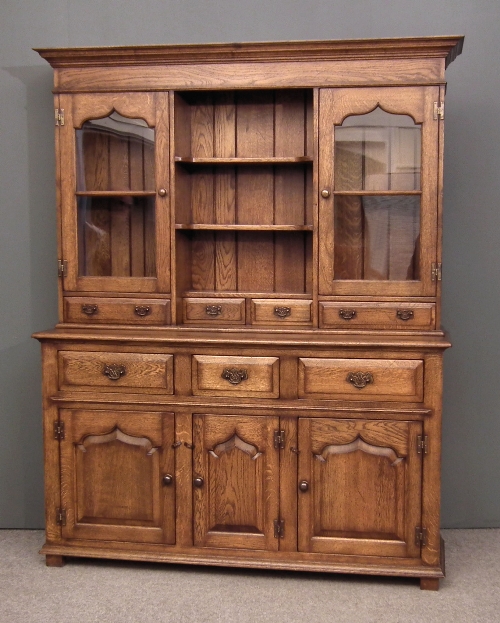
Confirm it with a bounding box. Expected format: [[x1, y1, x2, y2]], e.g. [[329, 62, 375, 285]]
[[334, 195, 420, 281], [335, 108, 421, 192], [76, 112, 155, 192], [77, 196, 156, 277]]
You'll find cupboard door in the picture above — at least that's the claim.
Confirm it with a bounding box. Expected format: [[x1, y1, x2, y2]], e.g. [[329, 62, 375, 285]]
[[319, 87, 439, 296], [59, 409, 175, 544], [298, 418, 422, 558], [193, 414, 279, 550], [59, 92, 170, 293]]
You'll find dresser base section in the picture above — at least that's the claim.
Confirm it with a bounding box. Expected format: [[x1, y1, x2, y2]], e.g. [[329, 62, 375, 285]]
[[40, 538, 445, 588]]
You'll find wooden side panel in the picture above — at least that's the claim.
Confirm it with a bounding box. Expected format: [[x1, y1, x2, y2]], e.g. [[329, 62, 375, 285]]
[[298, 418, 422, 558], [60, 409, 175, 544], [193, 414, 279, 551]]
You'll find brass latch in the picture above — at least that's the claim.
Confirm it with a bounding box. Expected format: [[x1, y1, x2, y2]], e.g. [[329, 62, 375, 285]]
[[433, 102, 445, 120]]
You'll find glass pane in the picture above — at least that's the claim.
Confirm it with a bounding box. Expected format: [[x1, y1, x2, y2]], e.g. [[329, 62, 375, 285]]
[[335, 108, 421, 191], [76, 112, 155, 191], [77, 196, 156, 277], [334, 195, 420, 280]]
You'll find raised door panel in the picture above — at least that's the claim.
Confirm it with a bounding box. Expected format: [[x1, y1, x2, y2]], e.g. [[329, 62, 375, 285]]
[[319, 86, 439, 296], [193, 414, 279, 550], [59, 409, 175, 544], [298, 418, 422, 558], [59, 92, 170, 294]]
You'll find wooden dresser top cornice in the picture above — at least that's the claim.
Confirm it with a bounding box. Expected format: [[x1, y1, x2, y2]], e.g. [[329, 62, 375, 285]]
[[35, 36, 464, 69]]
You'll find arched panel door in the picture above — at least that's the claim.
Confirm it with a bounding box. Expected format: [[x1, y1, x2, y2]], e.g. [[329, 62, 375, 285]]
[[319, 87, 440, 296], [298, 418, 423, 558], [58, 92, 170, 294]]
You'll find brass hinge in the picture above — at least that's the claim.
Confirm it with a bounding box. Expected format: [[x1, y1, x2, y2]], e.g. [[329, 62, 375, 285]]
[[274, 519, 285, 538], [55, 108, 65, 126], [58, 259, 68, 277], [417, 435, 428, 455], [431, 262, 442, 282], [415, 526, 427, 547], [433, 102, 445, 120], [56, 508, 67, 526], [53, 420, 65, 441], [274, 430, 285, 449]]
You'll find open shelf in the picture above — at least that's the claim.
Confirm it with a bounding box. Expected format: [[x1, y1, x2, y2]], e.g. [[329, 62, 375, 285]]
[[175, 157, 313, 165], [175, 224, 313, 231]]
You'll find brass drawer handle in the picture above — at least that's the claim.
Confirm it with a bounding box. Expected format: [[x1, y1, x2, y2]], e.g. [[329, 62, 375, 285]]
[[221, 368, 248, 385], [81, 304, 98, 316], [206, 305, 222, 317], [339, 309, 356, 320], [103, 364, 126, 381], [274, 306, 291, 318], [346, 371, 373, 389], [134, 305, 151, 317], [396, 309, 414, 321]]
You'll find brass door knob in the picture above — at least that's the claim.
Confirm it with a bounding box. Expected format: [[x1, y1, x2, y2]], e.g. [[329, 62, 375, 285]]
[[299, 480, 309, 492], [321, 189, 331, 198], [193, 477, 204, 488], [162, 474, 173, 486], [158, 188, 167, 197]]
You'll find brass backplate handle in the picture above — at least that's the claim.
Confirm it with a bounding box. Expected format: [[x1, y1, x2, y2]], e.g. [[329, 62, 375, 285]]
[[339, 309, 356, 320], [206, 305, 222, 317], [103, 364, 126, 381], [134, 305, 151, 317], [274, 306, 291, 318], [221, 368, 248, 385], [346, 371, 374, 389], [396, 309, 414, 321], [81, 304, 98, 316]]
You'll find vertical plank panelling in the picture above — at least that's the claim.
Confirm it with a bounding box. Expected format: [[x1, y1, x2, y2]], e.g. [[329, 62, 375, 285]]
[[275, 90, 305, 156], [334, 196, 363, 280], [109, 133, 131, 276], [215, 232, 237, 291], [191, 94, 214, 158], [238, 232, 274, 292], [130, 139, 145, 276], [274, 233, 305, 293], [192, 232, 215, 291], [237, 166, 274, 224], [236, 91, 274, 157]]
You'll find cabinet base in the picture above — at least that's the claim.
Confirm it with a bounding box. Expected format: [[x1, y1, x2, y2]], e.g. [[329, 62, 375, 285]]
[[41, 538, 445, 588]]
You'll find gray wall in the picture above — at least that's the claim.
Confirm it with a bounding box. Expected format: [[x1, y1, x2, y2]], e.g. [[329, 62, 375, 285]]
[[0, 0, 499, 529]]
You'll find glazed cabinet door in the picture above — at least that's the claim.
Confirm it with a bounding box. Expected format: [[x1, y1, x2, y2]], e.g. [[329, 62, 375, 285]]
[[298, 418, 423, 558], [58, 92, 170, 293], [193, 414, 279, 550], [59, 409, 175, 544], [319, 87, 439, 296]]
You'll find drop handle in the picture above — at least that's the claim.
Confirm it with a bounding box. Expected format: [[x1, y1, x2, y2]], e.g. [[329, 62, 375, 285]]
[[193, 477, 204, 488], [299, 480, 309, 492], [103, 364, 126, 381], [162, 474, 174, 486]]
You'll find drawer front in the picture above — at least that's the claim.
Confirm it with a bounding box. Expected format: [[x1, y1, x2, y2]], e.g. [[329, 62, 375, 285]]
[[65, 297, 170, 325], [192, 355, 279, 398], [298, 358, 424, 402], [183, 298, 245, 324], [59, 351, 174, 393], [251, 299, 313, 325], [319, 302, 435, 330]]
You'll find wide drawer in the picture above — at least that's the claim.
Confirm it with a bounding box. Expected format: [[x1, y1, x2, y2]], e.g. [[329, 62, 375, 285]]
[[319, 302, 435, 330], [58, 351, 174, 393], [251, 299, 313, 325], [192, 355, 279, 398], [298, 358, 424, 402], [183, 298, 245, 324], [64, 297, 170, 325]]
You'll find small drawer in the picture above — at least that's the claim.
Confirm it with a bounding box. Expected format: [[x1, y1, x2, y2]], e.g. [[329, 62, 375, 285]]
[[58, 351, 174, 394], [192, 355, 279, 398], [65, 297, 170, 325], [298, 358, 423, 402], [251, 299, 313, 325], [319, 302, 435, 330], [183, 298, 245, 324]]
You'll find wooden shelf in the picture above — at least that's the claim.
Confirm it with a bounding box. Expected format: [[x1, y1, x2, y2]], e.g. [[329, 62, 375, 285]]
[[333, 190, 421, 196], [175, 224, 313, 231], [175, 157, 313, 165], [76, 191, 157, 197]]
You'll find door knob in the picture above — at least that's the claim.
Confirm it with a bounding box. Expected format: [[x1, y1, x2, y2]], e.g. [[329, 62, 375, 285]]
[[158, 188, 167, 197], [162, 474, 174, 486], [321, 189, 330, 198], [193, 477, 204, 488], [299, 480, 309, 492]]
